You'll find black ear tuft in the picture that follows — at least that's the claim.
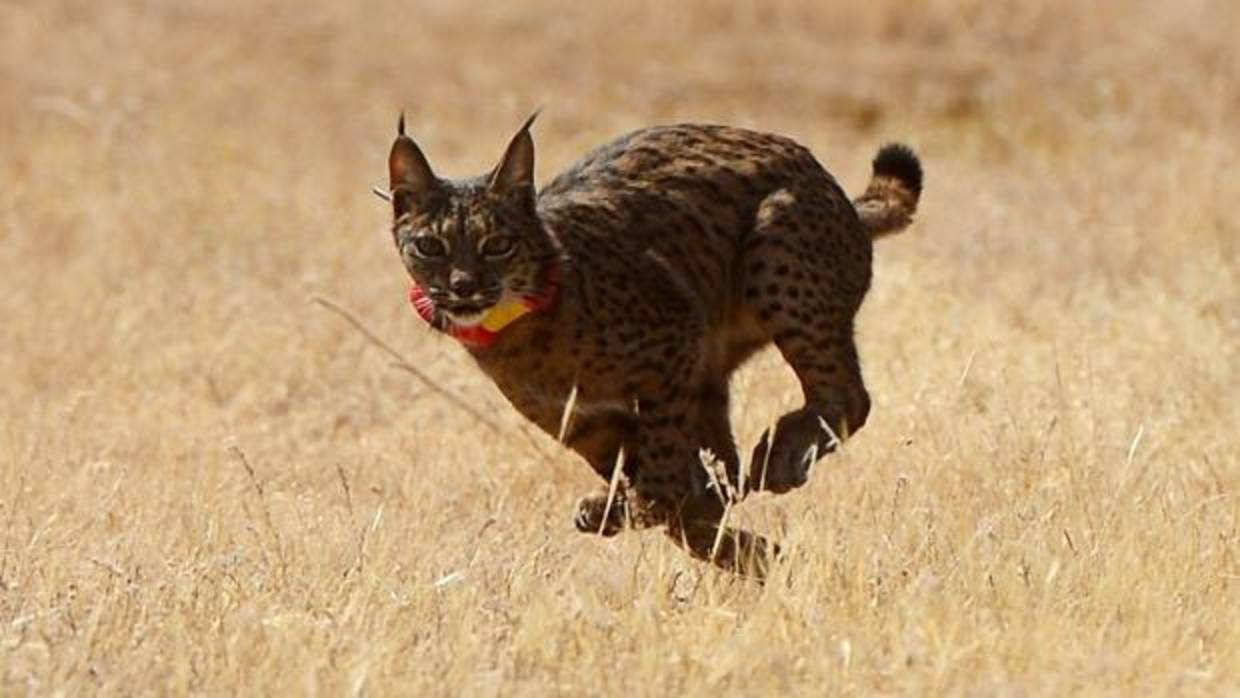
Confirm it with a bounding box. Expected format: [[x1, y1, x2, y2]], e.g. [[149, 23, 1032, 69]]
[[388, 117, 438, 216], [398, 111, 406, 137], [515, 108, 541, 135], [488, 111, 541, 196]]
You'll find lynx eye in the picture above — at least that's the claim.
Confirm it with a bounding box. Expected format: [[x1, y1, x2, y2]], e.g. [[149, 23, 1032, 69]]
[[480, 236, 515, 259], [412, 236, 448, 259]]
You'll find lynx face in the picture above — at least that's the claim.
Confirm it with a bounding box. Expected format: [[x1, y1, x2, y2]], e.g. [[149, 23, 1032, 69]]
[[393, 183, 552, 326], [388, 114, 557, 328]]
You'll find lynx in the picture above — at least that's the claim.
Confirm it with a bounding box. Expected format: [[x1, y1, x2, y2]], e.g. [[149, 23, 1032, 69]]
[[383, 114, 921, 576]]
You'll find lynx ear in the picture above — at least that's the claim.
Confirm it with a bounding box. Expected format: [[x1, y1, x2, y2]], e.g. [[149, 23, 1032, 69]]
[[488, 111, 539, 198], [388, 112, 438, 216]]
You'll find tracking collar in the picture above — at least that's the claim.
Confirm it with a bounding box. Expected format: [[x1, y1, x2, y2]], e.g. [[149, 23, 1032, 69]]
[[408, 263, 561, 348]]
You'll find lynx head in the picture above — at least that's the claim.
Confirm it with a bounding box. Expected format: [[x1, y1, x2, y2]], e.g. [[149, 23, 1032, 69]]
[[387, 113, 559, 329]]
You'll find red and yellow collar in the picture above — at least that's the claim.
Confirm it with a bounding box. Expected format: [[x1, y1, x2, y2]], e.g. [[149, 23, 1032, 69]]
[[408, 264, 561, 348]]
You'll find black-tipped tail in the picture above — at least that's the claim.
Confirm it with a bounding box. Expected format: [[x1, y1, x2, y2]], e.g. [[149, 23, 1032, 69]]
[[873, 143, 922, 199], [854, 143, 923, 239]]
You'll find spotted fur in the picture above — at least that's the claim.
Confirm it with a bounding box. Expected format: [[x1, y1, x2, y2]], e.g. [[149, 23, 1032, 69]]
[[386, 118, 922, 576]]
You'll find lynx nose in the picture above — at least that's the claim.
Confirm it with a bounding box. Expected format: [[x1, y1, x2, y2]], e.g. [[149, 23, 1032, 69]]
[[448, 269, 478, 298]]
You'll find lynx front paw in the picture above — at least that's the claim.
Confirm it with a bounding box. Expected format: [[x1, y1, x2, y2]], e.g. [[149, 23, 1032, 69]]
[[573, 491, 628, 537]]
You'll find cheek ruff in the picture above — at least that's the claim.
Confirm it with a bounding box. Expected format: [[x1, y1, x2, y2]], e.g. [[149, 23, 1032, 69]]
[[408, 263, 561, 348]]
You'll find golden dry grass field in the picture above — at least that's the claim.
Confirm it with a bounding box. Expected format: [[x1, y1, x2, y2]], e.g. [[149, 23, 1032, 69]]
[[2, 1, 1238, 695]]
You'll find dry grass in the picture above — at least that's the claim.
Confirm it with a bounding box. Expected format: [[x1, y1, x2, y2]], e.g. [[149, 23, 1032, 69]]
[[2, 1, 1238, 695]]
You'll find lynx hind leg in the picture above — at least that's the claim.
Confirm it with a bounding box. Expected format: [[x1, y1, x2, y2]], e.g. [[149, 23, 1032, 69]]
[[747, 335, 870, 494], [633, 386, 779, 577], [665, 495, 780, 579], [741, 187, 873, 494]]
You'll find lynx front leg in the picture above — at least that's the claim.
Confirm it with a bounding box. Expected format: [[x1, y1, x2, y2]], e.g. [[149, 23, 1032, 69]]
[[564, 404, 651, 536], [573, 488, 629, 537]]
